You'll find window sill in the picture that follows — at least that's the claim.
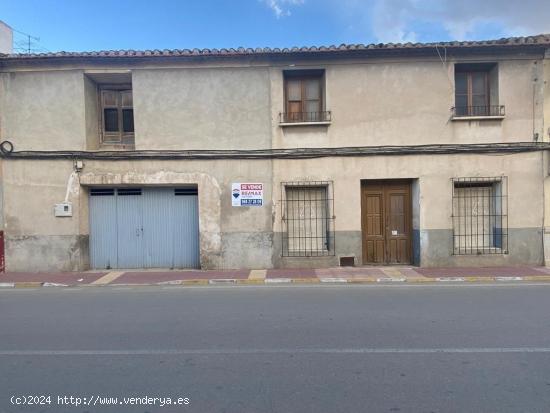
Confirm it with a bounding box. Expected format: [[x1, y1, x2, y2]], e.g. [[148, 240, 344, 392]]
[[451, 115, 505, 121], [279, 121, 332, 127], [282, 251, 334, 257], [453, 248, 508, 255]]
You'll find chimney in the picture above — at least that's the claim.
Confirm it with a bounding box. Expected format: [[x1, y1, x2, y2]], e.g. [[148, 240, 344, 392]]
[[0, 21, 13, 54]]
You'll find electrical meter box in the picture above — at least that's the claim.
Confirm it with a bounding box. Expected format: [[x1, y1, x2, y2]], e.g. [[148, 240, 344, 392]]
[[54, 202, 73, 217]]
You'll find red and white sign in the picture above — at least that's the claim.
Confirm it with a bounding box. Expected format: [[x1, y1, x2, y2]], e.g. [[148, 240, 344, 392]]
[[232, 183, 263, 206]]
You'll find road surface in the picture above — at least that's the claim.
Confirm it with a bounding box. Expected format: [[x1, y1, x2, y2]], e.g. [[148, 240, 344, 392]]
[[1, 284, 550, 412]]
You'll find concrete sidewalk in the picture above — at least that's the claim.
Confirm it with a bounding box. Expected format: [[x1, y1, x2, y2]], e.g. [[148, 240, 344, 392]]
[[1, 266, 550, 288]]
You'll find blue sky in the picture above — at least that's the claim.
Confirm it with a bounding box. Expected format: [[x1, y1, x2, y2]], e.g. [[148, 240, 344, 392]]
[[1, 0, 549, 53]]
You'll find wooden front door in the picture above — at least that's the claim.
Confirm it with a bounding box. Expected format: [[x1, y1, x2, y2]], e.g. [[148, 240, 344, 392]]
[[361, 181, 412, 264]]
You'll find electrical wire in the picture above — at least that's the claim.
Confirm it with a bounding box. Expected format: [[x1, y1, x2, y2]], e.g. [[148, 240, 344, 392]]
[[0, 142, 547, 160]]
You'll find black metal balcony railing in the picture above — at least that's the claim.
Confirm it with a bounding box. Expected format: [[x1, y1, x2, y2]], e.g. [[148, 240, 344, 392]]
[[280, 111, 332, 123], [452, 105, 505, 118]]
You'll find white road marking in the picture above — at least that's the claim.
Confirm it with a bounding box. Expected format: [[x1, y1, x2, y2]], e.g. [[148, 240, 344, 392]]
[[436, 277, 465, 282], [376, 277, 406, 283], [43, 282, 69, 287], [1, 347, 550, 356], [208, 279, 237, 284]]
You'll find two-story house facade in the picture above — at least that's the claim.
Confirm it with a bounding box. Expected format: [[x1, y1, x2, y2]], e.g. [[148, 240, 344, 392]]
[[1, 30, 550, 272]]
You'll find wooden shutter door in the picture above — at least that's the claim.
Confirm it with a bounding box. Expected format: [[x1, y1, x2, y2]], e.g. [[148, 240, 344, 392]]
[[361, 184, 385, 263]]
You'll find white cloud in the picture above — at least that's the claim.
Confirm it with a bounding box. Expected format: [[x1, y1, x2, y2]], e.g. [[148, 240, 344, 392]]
[[262, 0, 305, 18], [367, 0, 550, 42], [371, 0, 417, 43]]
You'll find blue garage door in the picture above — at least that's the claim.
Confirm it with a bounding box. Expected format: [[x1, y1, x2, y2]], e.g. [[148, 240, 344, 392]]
[[89, 187, 200, 269]]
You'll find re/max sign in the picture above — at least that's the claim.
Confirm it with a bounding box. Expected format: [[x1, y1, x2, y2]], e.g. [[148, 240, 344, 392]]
[[232, 183, 263, 207]]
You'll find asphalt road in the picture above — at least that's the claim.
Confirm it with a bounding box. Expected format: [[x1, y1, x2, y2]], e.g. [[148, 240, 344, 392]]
[[1, 284, 550, 413]]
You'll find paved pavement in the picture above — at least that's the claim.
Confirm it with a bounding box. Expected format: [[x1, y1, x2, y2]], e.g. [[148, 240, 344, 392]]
[[1, 265, 550, 288], [1, 284, 550, 412]]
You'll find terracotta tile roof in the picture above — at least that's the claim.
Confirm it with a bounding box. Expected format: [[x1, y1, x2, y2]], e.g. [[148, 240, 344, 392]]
[[2, 34, 550, 60]]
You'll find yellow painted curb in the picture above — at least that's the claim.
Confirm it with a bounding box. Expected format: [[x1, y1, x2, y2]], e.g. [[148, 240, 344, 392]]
[[524, 275, 550, 281], [14, 282, 44, 288], [236, 279, 265, 285], [291, 278, 320, 284], [464, 277, 493, 282], [347, 278, 377, 284], [405, 277, 435, 283]]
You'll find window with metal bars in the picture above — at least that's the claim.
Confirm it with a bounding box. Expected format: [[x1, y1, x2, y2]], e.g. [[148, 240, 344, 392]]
[[281, 181, 335, 257], [281, 70, 329, 123], [453, 63, 502, 118], [451, 177, 508, 255]]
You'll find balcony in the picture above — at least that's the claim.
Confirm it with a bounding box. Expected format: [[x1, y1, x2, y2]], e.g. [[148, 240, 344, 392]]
[[451, 105, 505, 120], [279, 111, 332, 126]]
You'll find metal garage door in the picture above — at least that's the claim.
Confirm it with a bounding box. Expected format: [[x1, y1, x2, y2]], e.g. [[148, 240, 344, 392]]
[[89, 187, 200, 269]]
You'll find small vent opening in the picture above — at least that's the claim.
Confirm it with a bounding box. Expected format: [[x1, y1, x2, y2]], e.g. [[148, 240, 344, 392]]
[[117, 188, 142, 196], [339, 256, 355, 267], [90, 188, 115, 196], [175, 187, 198, 196]]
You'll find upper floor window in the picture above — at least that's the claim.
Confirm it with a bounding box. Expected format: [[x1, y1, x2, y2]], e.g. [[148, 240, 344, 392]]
[[100, 88, 134, 145], [280, 70, 331, 124], [453, 63, 504, 118]]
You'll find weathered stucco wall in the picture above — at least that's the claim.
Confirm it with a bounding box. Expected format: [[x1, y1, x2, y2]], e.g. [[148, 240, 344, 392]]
[[2, 160, 86, 271], [1, 55, 542, 152], [1, 151, 543, 271], [132, 67, 272, 150], [84, 75, 99, 151], [0, 53, 547, 270], [0, 70, 87, 151], [2, 158, 273, 271], [272, 151, 544, 267], [271, 58, 542, 149]]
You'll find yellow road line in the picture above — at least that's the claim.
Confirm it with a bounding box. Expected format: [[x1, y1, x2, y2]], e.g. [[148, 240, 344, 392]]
[[92, 271, 125, 285], [248, 269, 267, 280]]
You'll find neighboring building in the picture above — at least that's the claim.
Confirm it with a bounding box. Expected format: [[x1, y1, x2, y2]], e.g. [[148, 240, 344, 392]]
[[0, 21, 12, 55], [1, 28, 550, 271]]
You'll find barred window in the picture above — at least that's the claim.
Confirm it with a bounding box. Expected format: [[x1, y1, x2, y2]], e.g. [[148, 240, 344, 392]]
[[281, 181, 335, 257], [452, 177, 508, 255]]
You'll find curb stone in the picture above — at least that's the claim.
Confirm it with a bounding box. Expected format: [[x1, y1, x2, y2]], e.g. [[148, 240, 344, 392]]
[[14, 282, 44, 288], [2, 275, 550, 288], [320, 278, 348, 283], [208, 279, 237, 284]]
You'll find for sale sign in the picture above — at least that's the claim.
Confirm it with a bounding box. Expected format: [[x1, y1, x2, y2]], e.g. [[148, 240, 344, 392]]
[[232, 183, 263, 206]]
